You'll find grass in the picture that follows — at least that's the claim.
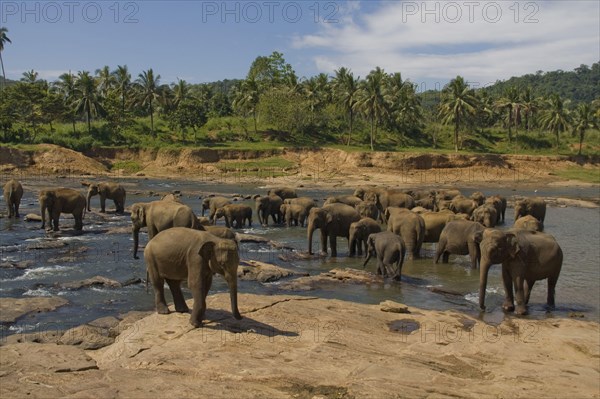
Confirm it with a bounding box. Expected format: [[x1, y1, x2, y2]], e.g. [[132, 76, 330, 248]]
[[554, 167, 600, 184], [111, 160, 143, 173]]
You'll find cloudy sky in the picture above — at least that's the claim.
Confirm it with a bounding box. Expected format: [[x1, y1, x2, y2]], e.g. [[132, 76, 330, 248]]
[[2, 0, 598, 88]]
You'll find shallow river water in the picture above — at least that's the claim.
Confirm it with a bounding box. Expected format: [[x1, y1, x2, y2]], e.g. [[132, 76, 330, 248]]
[[1, 176, 599, 338]]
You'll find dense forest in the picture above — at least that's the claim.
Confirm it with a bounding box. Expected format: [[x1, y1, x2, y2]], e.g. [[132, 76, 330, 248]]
[[0, 26, 598, 155]]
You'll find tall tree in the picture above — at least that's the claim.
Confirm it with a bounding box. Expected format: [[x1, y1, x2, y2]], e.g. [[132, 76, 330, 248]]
[[355, 67, 388, 151], [438, 76, 478, 152], [0, 27, 11, 90], [135, 69, 164, 136], [54, 72, 78, 134], [571, 103, 597, 155], [232, 77, 261, 135], [73, 71, 105, 134], [113, 65, 131, 116], [494, 86, 522, 144], [95, 65, 115, 98], [21, 69, 39, 83], [520, 86, 538, 133], [539, 93, 570, 152], [172, 79, 194, 107], [332, 67, 359, 146]]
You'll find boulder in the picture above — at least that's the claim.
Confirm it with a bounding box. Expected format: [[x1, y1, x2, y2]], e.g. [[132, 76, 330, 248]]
[[0, 296, 69, 323]]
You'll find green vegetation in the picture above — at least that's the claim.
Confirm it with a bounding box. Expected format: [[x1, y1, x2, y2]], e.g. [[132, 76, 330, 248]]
[[112, 160, 143, 173], [0, 28, 598, 158], [555, 167, 600, 184]]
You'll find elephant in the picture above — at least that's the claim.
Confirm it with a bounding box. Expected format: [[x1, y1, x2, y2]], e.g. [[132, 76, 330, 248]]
[[471, 204, 498, 228], [386, 209, 425, 260], [3, 179, 23, 218], [363, 231, 406, 280], [197, 216, 211, 226], [131, 200, 202, 259], [513, 215, 544, 232], [84, 182, 126, 213], [365, 189, 415, 222], [411, 206, 431, 214], [355, 200, 379, 220], [324, 195, 363, 207], [144, 228, 241, 327], [39, 188, 86, 231], [280, 203, 308, 227], [434, 220, 485, 269], [415, 197, 436, 210], [421, 210, 456, 243], [484, 196, 504, 224], [475, 228, 563, 314], [255, 194, 283, 226], [406, 189, 436, 201], [215, 204, 252, 229], [449, 196, 478, 216], [348, 217, 382, 256], [435, 189, 462, 200], [283, 196, 317, 209], [514, 197, 546, 224], [201, 196, 231, 224], [353, 186, 387, 200], [161, 193, 182, 203], [204, 225, 237, 241], [307, 203, 361, 257], [267, 187, 297, 200], [470, 191, 486, 206]]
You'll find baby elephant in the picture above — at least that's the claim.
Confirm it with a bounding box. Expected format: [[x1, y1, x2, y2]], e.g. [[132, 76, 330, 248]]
[[84, 182, 126, 213], [3, 179, 23, 218], [215, 204, 252, 229], [363, 231, 406, 280]]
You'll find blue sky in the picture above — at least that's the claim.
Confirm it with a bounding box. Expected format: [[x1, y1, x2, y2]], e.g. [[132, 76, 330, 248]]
[[2, 1, 599, 89]]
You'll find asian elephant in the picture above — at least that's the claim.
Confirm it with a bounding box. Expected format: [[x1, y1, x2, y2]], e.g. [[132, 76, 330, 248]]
[[355, 200, 379, 220], [161, 193, 182, 203], [39, 188, 86, 231], [353, 186, 387, 200], [324, 195, 363, 207], [514, 197, 546, 224], [421, 210, 456, 243], [280, 203, 308, 227], [435, 199, 452, 212], [3, 179, 23, 218], [307, 203, 361, 257], [411, 206, 431, 214], [406, 189, 436, 201], [475, 229, 562, 314], [449, 196, 478, 216], [484, 196, 504, 224], [283, 196, 317, 209], [267, 187, 297, 200], [435, 189, 462, 201], [131, 200, 202, 259], [415, 196, 436, 210], [365, 189, 415, 223], [84, 182, 126, 213], [363, 231, 406, 280], [386, 209, 425, 260], [144, 228, 241, 327], [434, 220, 485, 269], [204, 225, 237, 241], [471, 204, 498, 228], [348, 217, 382, 256], [255, 194, 283, 226], [215, 204, 252, 229], [513, 215, 544, 232], [201, 196, 231, 224], [470, 191, 486, 206]]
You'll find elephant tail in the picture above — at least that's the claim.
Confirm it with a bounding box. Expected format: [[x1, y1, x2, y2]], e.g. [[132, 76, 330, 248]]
[[145, 270, 149, 293]]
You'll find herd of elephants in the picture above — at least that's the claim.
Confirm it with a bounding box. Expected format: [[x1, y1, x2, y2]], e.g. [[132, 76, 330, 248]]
[[3, 178, 561, 328]]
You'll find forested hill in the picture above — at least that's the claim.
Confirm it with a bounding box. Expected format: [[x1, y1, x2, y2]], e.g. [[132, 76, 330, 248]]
[[482, 62, 599, 104]]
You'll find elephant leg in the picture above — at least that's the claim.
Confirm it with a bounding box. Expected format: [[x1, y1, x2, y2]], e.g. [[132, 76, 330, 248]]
[[100, 196, 106, 213], [468, 243, 479, 269], [320, 231, 328, 255], [376, 258, 384, 276], [442, 252, 450, 264], [190, 266, 213, 328], [329, 234, 338, 257], [513, 275, 527, 315], [547, 275, 558, 309], [152, 276, 169, 314], [501, 265, 515, 312], [434, 240, 445, 264], [52, 212, 60, 231], [357, 239, 363, 257], [166, 279, 189, 313], [524, 279, 535, 305]]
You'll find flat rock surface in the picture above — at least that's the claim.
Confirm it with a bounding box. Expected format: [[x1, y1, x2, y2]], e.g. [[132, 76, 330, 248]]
[[1, 293, 598, 398], [0, 296, 69, 323], [277, 268, 384, 291], [237, 260, 308, 283]]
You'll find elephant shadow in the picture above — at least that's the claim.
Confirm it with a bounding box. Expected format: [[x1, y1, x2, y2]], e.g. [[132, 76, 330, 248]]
[[200, 309, 300, 339]]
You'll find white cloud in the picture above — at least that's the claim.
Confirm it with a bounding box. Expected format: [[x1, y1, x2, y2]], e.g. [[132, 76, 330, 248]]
[[293, 0, 600, 85]]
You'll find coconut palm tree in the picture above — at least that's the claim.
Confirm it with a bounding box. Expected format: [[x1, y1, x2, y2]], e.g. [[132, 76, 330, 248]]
[[438, 76, 478, 152], [73, 71, 105, 134], [571, 103, 598, 155], [355, 67, 388, 151], [135, 69, 165, 136], [113, 65, 131, 116], [232, 76, 261, 135], [332, 67, 360, 146], [520, 86, 538, 133], [172, 79, 195, 107], [54, 71, 78, 134], [21, 69, 39, 83], [494, 86, 522, 144], [539, 93, 570, 152], [95, 65, 115, 98], [0, 27, 11, 90]]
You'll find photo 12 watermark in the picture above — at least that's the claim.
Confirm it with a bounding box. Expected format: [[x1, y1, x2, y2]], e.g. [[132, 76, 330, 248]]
[[1, 1, 140, 24], [200, 1, 340, 24], [400, 1, 540, 24]]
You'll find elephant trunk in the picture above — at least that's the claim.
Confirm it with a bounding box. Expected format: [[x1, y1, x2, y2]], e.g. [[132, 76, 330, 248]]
[[132, 226, 140, 259], [349, 231, 357, 256], [479, 261, 491, 310], [363, 249, 372, 268], [86, 192, 92, 212], [226, 272, 242, 320], [307, 222, 315, 255], [40, 202, 46, 229]]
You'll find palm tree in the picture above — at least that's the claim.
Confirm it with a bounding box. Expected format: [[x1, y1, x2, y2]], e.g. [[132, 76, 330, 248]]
[[21, 69, 39, 83], [172, 79, 194, 107], [571, 103, 598, 155], [302, 77, 322, 122], [332, 67, 360, 146], [355, 67, 388, 151], [113, 65, 131, 116], [539, 93, 570, 152], [438, 76, 478, 152], [95, 65, 115, 98], [73, 71, 105, 134], [520, 86, 538, 133], [135, 69, 164, 136], [232, 76, 261, 135], [0, 27, 11, 90], [54, 71, 78, 134], [494, 86, 522, 145]]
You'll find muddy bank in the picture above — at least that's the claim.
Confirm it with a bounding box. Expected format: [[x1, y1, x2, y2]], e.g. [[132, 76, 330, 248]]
[[1, 293, 598, 398]]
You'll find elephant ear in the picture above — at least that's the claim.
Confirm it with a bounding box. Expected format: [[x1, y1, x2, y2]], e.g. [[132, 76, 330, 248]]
[[325, 212, 334, 225], [199, 241, 216, 268], [505, 232, 522, 259], [473, 230, 484, 244]]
